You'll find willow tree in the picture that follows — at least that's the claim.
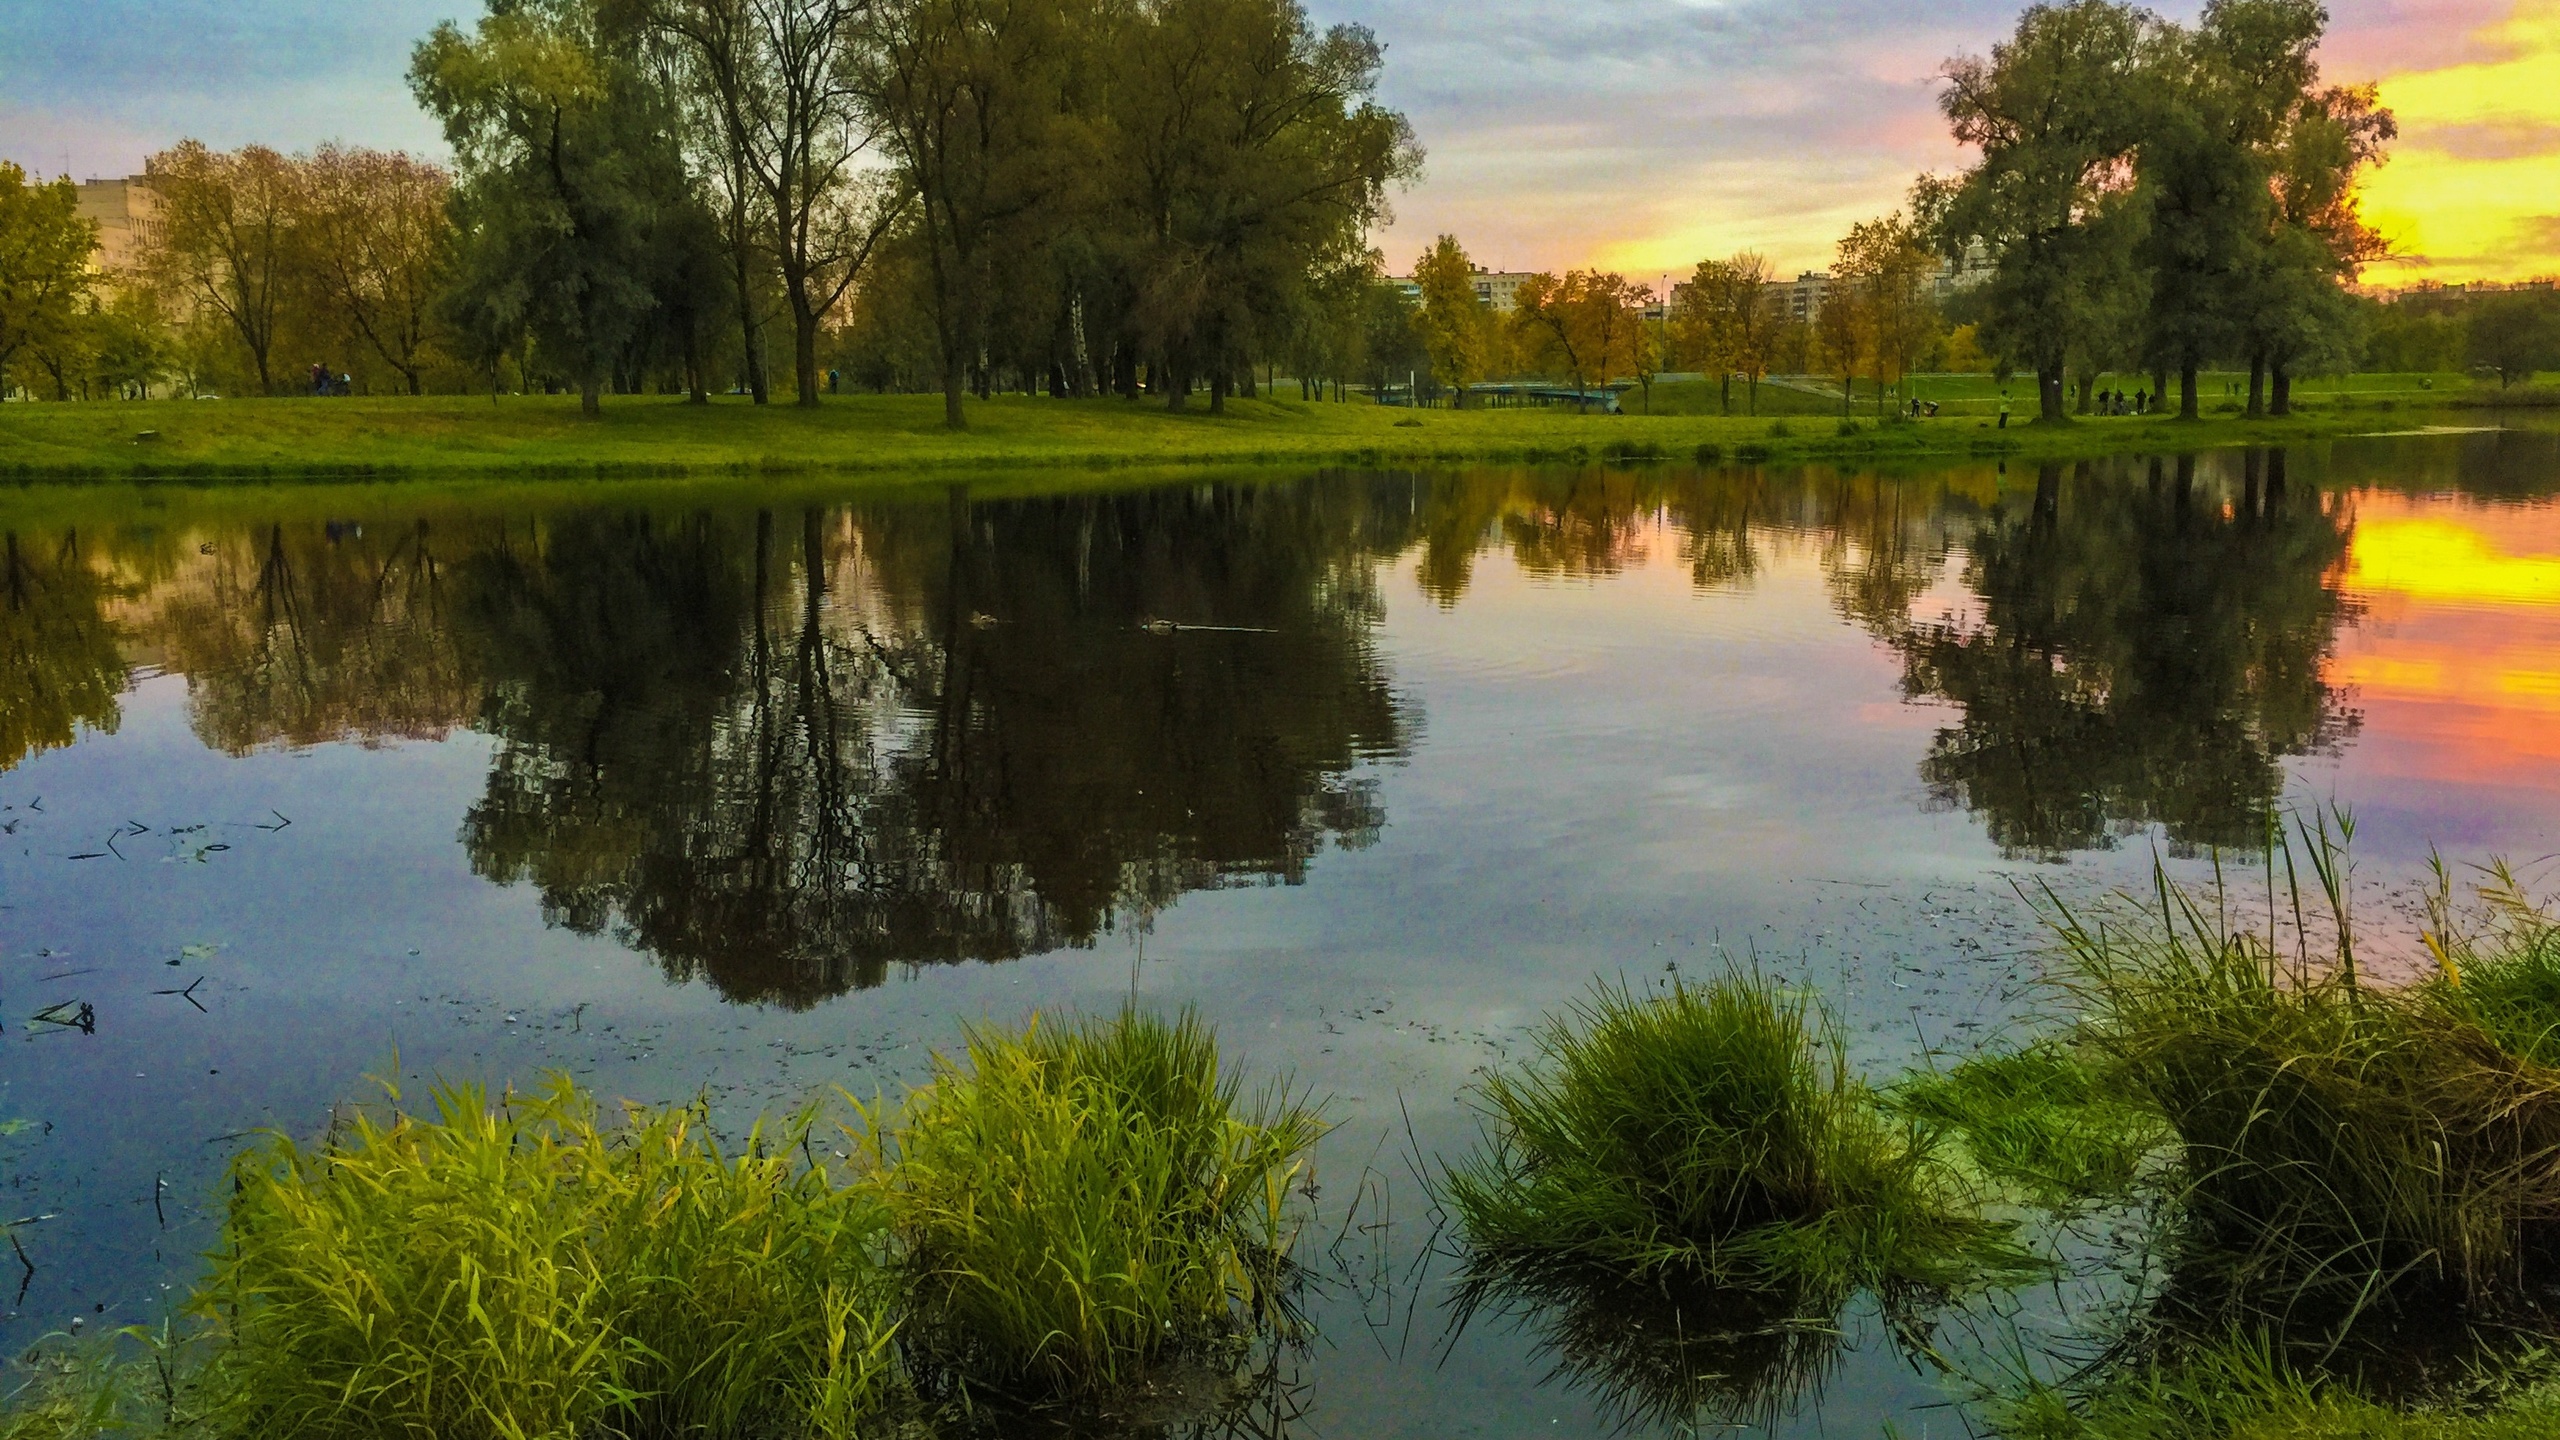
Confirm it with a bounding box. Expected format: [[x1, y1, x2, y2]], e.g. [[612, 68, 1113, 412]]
[[412, 0, 699, 414]]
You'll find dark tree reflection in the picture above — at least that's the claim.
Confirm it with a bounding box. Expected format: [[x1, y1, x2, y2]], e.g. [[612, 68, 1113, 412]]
[[0, 529, 129, 772], [1883, 454, 2361, 860], [454, 482, 1416, 1005]]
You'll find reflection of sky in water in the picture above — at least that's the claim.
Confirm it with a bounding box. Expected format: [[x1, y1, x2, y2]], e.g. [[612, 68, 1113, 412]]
[[1, 443, 2557, 1437], [2315, 496, 2560, 859]]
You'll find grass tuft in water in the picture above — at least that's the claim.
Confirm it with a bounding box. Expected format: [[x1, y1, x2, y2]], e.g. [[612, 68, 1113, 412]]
[[1442, 974, 2026, 1302], [868, 1007, 1323, 1402], [2053, 859, 2560, 1323], [1889, 1042, 2166, 1208], [196, 1075, 903, 1440]]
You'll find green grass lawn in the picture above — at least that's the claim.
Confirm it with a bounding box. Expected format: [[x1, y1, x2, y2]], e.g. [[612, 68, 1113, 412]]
[[0, 382, 2528, 486]]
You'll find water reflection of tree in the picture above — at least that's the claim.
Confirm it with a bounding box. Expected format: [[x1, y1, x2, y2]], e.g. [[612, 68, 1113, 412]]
[[151, 519, 482, 754], [1885, 455, 2360, 860], [0, 529, 129, 772], [457, 484, 1414, 1006]]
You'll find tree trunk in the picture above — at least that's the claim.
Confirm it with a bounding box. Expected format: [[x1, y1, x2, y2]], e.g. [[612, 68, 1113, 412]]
[[2180, 364, 2199, 421], [2270, 365, 2292, 417], [1209, 370, 1228, 415], [580, 378, 602, 417], [2037, 365, 2067, 422], [2075, 373, 2095, 416], [939, 343, 967, 429], [2247, 354, 2266, 418], [2150, 367, 2167, 413], [790, 295, 822, 407], [1719, 373, 1732, 415]]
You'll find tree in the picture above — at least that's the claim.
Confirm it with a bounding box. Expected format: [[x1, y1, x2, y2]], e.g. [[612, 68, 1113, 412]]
[[298, 146, 455, 395], [140, 141, 302, 396], [1932, 0, 2161, 422], [1836, 215, 1939, 415], [1412, 234, 1487, 407], [1104, 0, 1418, 414], [1510, 269, 1643, 398], [859, 0, 1081, 429], [2468, 293, 2560, 388], [0, 165, 94, 396], [2252, 71, 2394, 412], [656, 0, 896, 406], [1812, 265, 1865, 415], [413, 0, 694, 415], [1670, 252, 1774, 414]]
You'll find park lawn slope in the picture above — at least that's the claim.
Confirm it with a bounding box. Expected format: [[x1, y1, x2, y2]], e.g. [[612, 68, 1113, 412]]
[[0, 389, 2513, 483]]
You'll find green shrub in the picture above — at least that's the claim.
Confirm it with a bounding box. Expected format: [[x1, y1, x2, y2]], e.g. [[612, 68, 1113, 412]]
[[1442, 975, 2023, 1301], [196, 1077, 902, 1440], [870, 1008, 1322, 1400]]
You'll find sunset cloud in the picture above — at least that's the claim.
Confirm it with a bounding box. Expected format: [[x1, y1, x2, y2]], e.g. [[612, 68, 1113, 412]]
[[2361, 3, 2560, 281]]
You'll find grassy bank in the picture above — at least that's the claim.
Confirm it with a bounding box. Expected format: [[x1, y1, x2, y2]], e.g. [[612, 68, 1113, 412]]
[[0, 387, 2513, 485]]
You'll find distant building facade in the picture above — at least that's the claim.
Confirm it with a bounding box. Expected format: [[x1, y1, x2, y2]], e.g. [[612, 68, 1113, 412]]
[[1386, 265, 1543, 314], [74, 175, 161, 275]]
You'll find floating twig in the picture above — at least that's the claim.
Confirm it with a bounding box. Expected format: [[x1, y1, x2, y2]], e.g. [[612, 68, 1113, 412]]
[[256, 810, 291, 832], [150, 978, 207, 1013], [28, 1001, 94, 1034]]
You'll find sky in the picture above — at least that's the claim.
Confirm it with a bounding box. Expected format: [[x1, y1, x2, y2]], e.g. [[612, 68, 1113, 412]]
[[2, 0, 2554, 286]]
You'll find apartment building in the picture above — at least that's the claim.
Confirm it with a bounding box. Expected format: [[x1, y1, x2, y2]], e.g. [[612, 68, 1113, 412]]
[[74, 175, 162, 274]]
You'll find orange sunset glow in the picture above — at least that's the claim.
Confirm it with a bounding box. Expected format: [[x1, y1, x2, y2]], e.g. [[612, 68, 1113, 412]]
[[2326, 497, 2560, 787], [2363, 2, 2560, 282]]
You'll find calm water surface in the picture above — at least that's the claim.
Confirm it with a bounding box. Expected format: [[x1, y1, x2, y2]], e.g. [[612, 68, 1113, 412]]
[[6, 432, 2560, 1436]]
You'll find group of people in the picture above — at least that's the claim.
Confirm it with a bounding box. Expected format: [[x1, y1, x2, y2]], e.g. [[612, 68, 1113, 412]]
[[2095, 388, 2151, 415], [1904, 396, 1943, 418], [307, 363, 353, 397]]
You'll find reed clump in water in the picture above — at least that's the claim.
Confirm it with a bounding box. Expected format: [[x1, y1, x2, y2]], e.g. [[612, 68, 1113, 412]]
[[193, 1076, 903, 1440], [866, 1007, 1324, 1403], [2054, 867, 2560, 1322], [1441, 974, 2024, 1305]]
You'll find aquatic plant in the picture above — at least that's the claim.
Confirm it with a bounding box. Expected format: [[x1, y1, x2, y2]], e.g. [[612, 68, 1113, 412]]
[[2425, 857, 2560, 1067], [1889, 1042, 2165, 1208], [1441, 974, 2024, 1303], [195, 1077, 903, 1440], [2051, 862, 2560, 1322], [868, 1007, 1323, 1402], [1989, 1332, 2560, 1440]]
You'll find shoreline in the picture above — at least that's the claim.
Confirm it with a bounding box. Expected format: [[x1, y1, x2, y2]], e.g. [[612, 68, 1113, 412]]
[[0, 391, 2541, 487]]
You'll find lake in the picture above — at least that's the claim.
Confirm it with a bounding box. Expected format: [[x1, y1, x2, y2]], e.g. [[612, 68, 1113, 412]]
[[5, 431, 2560, 1436]]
